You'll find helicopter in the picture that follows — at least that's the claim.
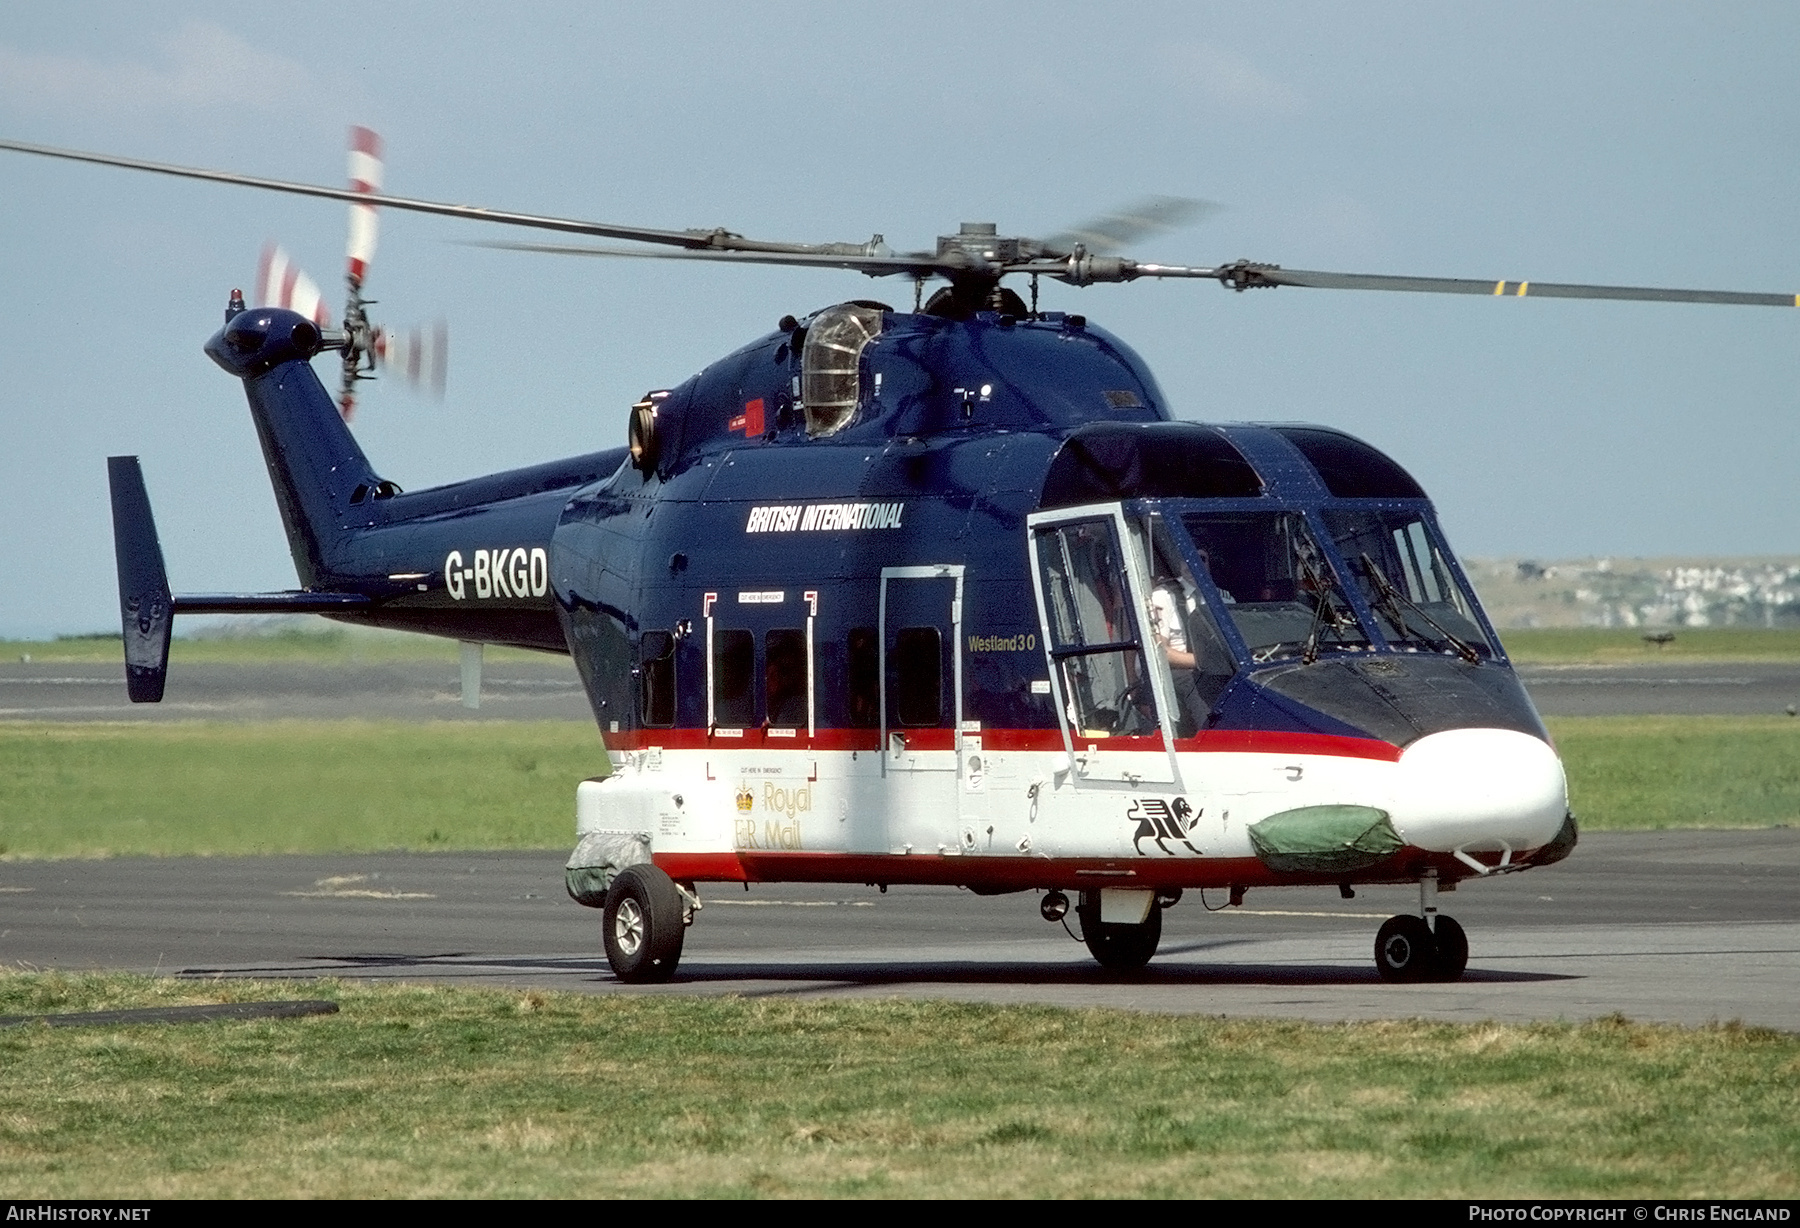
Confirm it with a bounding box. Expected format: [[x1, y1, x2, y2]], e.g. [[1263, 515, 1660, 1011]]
[[3, 130, 1794, 985]]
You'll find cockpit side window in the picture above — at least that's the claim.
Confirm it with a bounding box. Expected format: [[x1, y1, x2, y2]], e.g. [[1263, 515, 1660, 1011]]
[[801, 304, 884, 437], [1143, 516, 1234, 733], [1035, 519, 1160, 738]]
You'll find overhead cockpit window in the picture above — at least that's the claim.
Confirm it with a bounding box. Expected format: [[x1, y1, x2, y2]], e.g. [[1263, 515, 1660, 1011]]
[[1273, 427, 1425, 499], [1040, 425, 1262, 508], [801, 303, 884, 436]]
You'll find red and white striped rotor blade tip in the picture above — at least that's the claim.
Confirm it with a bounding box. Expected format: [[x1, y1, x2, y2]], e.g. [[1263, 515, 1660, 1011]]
[[346, 125, 383, 286], [254, 243, 331, 327], [376, 320, 449, 400]]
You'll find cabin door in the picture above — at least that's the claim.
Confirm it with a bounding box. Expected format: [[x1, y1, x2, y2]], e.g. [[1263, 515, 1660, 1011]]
[[879, 565, 964, 776], [1027, 505, 1179, 786]]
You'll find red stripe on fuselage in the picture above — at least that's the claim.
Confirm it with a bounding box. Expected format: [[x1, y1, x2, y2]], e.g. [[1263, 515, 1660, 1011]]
[[1178, 729, 1401, 762], [652, 849, 1452, 891]]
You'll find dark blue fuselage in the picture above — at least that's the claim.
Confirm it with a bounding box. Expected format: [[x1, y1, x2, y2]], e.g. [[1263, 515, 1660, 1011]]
[[204, 303, 1543, 755]]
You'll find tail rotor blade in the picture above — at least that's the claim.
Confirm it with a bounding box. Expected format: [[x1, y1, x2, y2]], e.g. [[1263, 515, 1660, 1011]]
[[254, 242, 330, 327], [345, 126, 383, 286], [426, 319, 448, 398], [377, 320, 449, 400], [338, 127, 384, 424]]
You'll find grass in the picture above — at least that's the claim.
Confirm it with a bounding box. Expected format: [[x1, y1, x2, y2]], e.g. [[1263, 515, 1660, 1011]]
[[0, 721, 607, 859], [1500, 626, 1800, 664], [1546, 715, 1800, 831], [1, 715, 1794, 859], [0, 974, 1795, 1199]]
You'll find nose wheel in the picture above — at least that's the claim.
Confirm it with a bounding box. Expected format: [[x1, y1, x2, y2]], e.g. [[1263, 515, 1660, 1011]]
[[1374, 869, 1468, 982], [1374, 913, 1467, 982]]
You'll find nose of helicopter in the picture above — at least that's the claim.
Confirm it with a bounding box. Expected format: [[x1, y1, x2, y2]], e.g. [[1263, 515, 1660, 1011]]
[[1387, 728, 1568, 855]]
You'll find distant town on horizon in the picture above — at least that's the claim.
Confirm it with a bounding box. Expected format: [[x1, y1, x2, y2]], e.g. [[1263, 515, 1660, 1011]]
[[1464, 556, 1800, 630]]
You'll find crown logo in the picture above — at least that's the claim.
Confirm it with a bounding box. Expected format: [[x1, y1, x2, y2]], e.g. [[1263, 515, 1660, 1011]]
[[735, 785, 754, 813]]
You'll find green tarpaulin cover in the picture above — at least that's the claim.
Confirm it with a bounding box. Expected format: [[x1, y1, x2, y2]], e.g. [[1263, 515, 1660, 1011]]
[[1247, 805, 1403, 875]]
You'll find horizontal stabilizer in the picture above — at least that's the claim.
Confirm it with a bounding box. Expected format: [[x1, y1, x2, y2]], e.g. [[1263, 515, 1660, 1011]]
[[172, 593, 370, 614], [107, 456, 372, 703]]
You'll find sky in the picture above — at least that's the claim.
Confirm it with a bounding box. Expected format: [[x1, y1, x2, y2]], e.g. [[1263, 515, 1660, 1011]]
[[1, 3, 1796, 637]]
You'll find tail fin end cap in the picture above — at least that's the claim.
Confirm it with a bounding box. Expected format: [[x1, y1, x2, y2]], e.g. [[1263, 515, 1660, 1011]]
[[205, 307, 324, 378]]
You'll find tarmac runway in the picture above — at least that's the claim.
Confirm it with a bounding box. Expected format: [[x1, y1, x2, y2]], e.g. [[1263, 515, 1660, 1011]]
[[0, 658, 592, 722], [3, 830, 1796, 1030], [1516, 661, 1800, 717], [3, 656, 1799, 721]]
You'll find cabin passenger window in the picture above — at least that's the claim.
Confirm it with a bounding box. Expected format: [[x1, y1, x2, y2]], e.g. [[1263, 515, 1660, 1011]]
[[891, 627, 942, 727], [764, 629, 809, 729], [846, 627, 879, 728], [712, 629, 755, 727], [638, 631, 676, 728]]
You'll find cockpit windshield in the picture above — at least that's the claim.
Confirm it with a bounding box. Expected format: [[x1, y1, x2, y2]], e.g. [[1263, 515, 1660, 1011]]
[[1178, 511, 1369, 663], [1321, 509, 1493, 659]]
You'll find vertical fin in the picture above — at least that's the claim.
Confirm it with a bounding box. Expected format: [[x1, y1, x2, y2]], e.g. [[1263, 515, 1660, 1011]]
[[207, 306, 384, 586], [106, 456, 172, 703]]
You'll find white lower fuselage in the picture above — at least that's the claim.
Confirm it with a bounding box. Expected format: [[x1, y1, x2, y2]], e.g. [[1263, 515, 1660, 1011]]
[[583, 724, 1568, 891]]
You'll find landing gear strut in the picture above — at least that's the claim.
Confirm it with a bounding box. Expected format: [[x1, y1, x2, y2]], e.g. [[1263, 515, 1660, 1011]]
[[1374, 870, 1467, 983]]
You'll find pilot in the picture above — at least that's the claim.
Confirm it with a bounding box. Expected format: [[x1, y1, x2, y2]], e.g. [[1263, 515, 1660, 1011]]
[[1149, 577, 1208, 735]]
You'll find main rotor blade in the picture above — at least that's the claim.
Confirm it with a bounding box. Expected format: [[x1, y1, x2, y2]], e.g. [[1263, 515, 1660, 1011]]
[[467, 239, 942, 277], [0, 137, 871, 257], [1213, 262, 1800, 308], [1041, 196, 1219, 256]]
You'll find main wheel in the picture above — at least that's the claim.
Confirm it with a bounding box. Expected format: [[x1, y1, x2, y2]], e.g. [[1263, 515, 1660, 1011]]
[[1374, 914, 1434, 982], [1078, 896, 1163, 971], [602, 864, 686, 983], [1428, 915, 1469, 982]]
